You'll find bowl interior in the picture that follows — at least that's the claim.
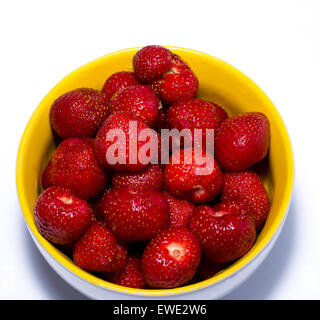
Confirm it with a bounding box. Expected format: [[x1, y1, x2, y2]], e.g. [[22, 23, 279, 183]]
[[16, 47, 294, 296]]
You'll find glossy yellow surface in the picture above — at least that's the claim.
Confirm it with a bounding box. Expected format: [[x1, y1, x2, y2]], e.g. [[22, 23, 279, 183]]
[[16, 47, 294, 296]]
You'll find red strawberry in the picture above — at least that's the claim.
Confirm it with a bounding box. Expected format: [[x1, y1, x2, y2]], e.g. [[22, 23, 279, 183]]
[[109, 241, 129, 272], [73, 222, 121, 272], [150, 53, 198, 104], [221, 171, 270, 230], [104, 255, 146, 289], [34, 187, 93, 245], [50, 88, 109, 139], [151, 70, 199, 104], [164, 148, 223, 203], [214, 112, 270, 172], [166, 97, 228, 148], [102, 71, 139, 102], [133, 45, 199, 104], [108, 85, 161, 127], [112, 164, 164, 192], [101, 187, 169, 241], [141, 227, 201, 288], [189, 200, 256, 263], [162, 191, 195, 227], [133, 45, 173, 83], [169, 53, 191, 71], [94, 111, 157, 171], [42, 138, 108, 200], [195, 256, 225, 281]]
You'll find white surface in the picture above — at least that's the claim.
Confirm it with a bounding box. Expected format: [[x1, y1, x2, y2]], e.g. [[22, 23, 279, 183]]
[[0, 0, 319, 300]]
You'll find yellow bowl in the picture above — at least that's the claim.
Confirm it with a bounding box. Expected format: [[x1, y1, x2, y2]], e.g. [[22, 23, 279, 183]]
[[16, 47, 294, 299]]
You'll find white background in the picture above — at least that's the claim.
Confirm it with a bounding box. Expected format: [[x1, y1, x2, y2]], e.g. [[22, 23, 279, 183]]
[[0, 0, 319, 299]]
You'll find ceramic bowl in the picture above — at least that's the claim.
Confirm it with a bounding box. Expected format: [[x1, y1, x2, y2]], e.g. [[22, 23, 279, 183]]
[[16, 47, 294, 299]]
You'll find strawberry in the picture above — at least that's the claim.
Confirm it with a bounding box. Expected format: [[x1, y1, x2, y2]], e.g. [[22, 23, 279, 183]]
[[102, 71, 139, 102], [104, 255, 146, 289], [214, 112, 270, 172], [166, 97, 228, 148], [49, 88, 109, 139], [101, 187, 169, 241], [189, 200, 256, 263], [108, 85, 161, 127], [151, 70, 199, 104], [133, 45, 199, 104], [141, 227, 201, 288], [73, 222, 122, 272], [34, 187, 93, 245], [110, 241, 129, 272], [94, 111, 157, 171], [164, 148, 223, 203], [221, 171, 270, 230], [42, 138, 108, 200], [162, 191, 195, 227], [112, 164, 164, 192], [133, 45, 173, 83], [150, 53, 199, 104]]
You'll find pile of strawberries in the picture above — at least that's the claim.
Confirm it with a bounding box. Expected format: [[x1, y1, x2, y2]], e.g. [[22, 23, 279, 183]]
[[34, 45, 271, 289]]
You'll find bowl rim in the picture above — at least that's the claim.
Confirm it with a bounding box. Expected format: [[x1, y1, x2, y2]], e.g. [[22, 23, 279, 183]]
[[16, 46, 295, 296]]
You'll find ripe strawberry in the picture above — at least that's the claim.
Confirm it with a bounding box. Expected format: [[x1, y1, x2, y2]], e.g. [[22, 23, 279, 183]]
[[189, 200, 256, 263], [109, 241, 129, 272], [94, 111, 157, 171], [164, 148, 223, 203], [73, 222, 121, 272], [214, 112, 270, 172], [108, 85, 161, 127], [150, 53, 199, 104], [112, 164, 164, 192], [34, 187, 93, 245], [162, 191, 195, 227], [166, 97, 228, 148], [133, 45, 173, 83], [104, 255, 146, 289], [169, 53, 191, 71], [42, 138, 108, 200], [133, 45, 199, 104], [102, 71, 139, 102], [141, 227, 201, 288], [152, 72, 198, 105], [50, 88, 109, 139], [101, 187, 169, 241], [221, 171, 270, 230]]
